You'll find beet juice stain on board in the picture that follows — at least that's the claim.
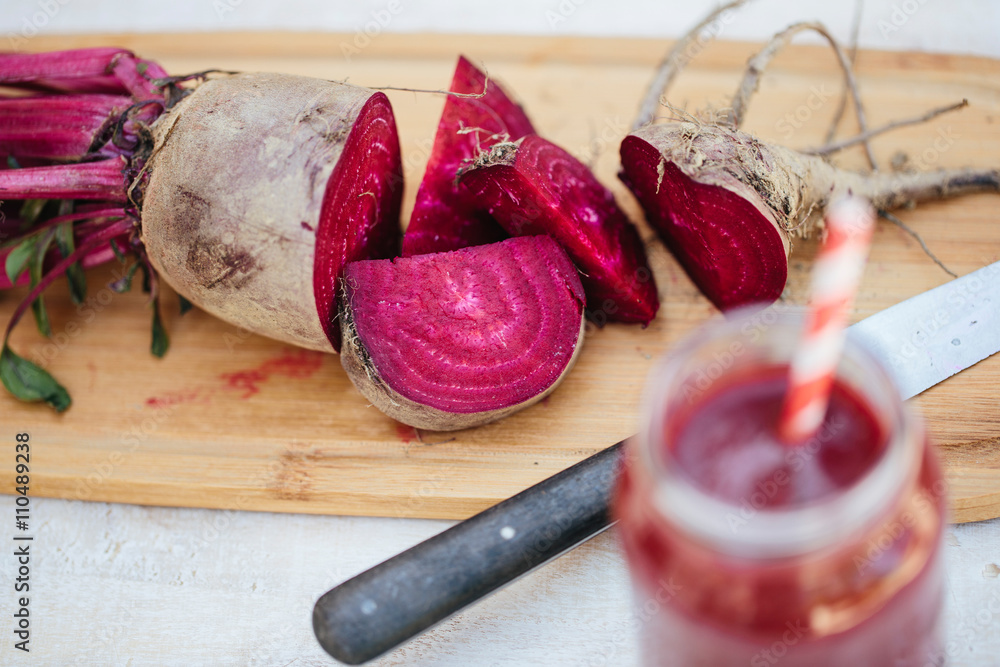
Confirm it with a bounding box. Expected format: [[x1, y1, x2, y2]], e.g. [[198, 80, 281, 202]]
[[614, 308, 946, 667]]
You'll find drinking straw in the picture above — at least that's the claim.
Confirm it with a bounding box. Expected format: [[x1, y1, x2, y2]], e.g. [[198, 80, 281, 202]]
[[778, 196, 876, 444]]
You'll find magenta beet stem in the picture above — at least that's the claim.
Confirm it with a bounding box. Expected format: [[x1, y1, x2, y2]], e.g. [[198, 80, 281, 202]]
[[0, 48, 169, 98], [0, 94, 132, 161], [0, 156, 127, 201]]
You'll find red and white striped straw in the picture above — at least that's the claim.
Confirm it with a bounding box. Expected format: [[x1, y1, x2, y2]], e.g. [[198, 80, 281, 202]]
[[778, 196, 876, 444]]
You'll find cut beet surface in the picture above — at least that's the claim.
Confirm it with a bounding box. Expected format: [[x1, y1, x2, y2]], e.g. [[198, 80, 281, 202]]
[[313, 91, 403, 352], [459, 135, 659, 326], [340, 235, 586, 431], [402, 55, 535, 257], [619, 133, 787, 312]]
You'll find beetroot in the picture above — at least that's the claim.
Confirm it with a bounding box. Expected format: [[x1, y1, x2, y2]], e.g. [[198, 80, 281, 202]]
[[459, 135, 659, 325], [402, 56, 534, 257], [141, 72, 401, 352], [340, 235, 585, 430], [621, 9, 998, 311], [1, 48, 402, 409]]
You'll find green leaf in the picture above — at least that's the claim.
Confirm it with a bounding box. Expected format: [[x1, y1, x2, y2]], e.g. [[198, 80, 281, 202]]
[[55, 222, 87, 305], [110, 239, 127, 263], [19, 199, 47, 227], [110, 261, 140, 293], [29, 230, 56, 337], [136, 62, 148, 75], [4, 238, 33, 284], [6, 155, 21, 169], [0, 345, 71, 412], [178, 295, 193, 316], [151, 299, 169, 358]]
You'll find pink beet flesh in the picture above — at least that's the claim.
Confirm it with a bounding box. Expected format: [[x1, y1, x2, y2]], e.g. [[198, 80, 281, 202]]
[[313, 92, 403, 352], [402, 55, 535, 257], [619, 135, 787, 311], [460, 135, 659, 325], [344, 235, 585, 414]]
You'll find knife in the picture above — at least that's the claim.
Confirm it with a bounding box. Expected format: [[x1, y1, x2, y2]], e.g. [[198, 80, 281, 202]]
[[313, 260, 1000, 665]]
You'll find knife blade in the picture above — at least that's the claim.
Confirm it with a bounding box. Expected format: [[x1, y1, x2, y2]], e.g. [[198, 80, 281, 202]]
[[313, 261, 1000, 665], [850, 260, 1000, 400]]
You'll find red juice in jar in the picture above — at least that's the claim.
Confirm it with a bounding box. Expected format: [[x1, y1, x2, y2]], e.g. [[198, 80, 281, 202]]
[[614, 308, 947, 667]]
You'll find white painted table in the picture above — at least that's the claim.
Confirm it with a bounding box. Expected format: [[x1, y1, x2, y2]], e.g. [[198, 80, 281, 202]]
[[0, 498, 997, 665]]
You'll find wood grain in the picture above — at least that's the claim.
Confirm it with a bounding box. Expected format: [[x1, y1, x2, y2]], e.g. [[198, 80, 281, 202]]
[[2, 33, 999, 522]]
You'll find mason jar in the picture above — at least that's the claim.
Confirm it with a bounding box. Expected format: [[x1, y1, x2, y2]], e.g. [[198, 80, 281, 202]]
[[614, 306, 947, 666]]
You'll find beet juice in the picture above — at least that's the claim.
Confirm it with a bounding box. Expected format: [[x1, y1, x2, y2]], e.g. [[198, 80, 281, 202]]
[[614, 307, 946, 666]]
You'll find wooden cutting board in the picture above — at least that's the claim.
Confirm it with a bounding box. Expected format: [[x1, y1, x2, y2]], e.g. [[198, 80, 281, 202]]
[[4, 33, 999, 523]]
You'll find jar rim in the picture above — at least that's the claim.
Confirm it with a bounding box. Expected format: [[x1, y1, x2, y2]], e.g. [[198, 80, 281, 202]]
[[637, 305, 922, 559]]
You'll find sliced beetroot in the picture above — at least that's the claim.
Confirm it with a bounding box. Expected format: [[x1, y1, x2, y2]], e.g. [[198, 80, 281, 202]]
[[401, 55, 534, 257], [313, 91, 403, 351], [620, 123, 998, 313], [140, 73, 402, 354], [459, 135, 659, 325], [619, 132, 788, 311], [340, 235, 585, 430]]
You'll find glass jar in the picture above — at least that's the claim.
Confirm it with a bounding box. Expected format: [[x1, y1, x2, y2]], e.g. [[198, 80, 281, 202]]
[[614, 306, 946, 666]]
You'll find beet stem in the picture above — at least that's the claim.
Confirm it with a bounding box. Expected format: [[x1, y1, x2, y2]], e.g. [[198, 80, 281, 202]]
[[632, 0, 748, 132], [0, 94, 131, 161], [727, 21, 877, 170], [0, 157, 126, 201], [0, 208, 125, 249], [0, 49, 168, 98]]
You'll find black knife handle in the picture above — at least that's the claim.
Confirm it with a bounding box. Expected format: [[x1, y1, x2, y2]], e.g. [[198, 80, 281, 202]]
[[312, 441, 624, 665]]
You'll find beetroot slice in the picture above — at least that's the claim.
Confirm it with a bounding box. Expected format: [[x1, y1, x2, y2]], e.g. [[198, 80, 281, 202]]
[[402, 56, 535, 257], [459, 135, 659, 326], [340, 235, 585, 431], [313, 92, 403, 352], [619, 134, 787, 311]]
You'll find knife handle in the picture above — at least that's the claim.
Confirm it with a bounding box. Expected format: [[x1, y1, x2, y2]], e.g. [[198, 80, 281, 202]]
[[312, 441, 623, 665]]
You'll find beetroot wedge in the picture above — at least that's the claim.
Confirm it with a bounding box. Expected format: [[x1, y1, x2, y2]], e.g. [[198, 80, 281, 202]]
[[340, 235, 585, 430], [402, 55, 534, 257], [459, 135, 659, 325], [619, 129, 788, 311]]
